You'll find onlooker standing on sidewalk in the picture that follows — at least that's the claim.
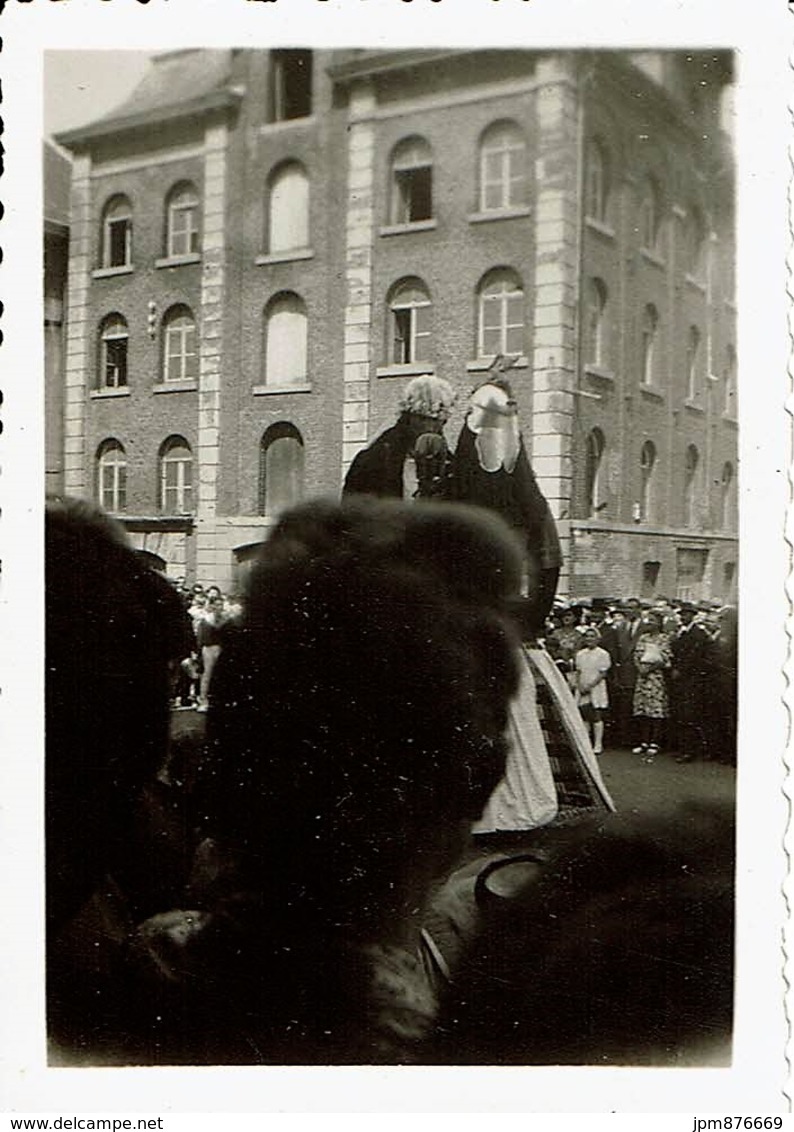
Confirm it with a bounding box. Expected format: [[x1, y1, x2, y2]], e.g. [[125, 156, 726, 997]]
[[575, 627, 611, 754], [631, 610, 672, 758], [609, 600, 644, 747], [196, 595, 227, 712], [671, 601, 717, 763]]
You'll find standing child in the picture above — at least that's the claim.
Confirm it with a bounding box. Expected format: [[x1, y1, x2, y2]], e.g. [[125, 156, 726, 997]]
[[575, 627, 612, 754]]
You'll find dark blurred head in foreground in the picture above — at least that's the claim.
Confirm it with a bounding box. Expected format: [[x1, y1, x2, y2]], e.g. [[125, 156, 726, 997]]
[[46, 497, 189, 932], [201, 496, 524, 940]]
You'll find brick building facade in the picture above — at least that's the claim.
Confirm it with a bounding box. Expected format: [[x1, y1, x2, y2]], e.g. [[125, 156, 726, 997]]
[[53, 47, 737, 600]]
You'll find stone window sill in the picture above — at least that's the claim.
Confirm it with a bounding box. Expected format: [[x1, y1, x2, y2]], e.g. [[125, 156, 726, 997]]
[[255, 248, 315, 266], [585, 217, 616, 240], [379, 220, 438, 237], [92, 265, 134, 279], [722, 413, 738, 425], [153, 381, 198, 394], [259, 115, 317, 135], [684, 399, 705, 414], [466, 356, 528, 373], [639, 383, 665, 402], [468, 207, 532, 225], [376, 363, 435, 379], [252, 383, 312, 396], [685, 273, 706, 294], [639, 248, 666, 270], [90, 387, 130, 400], [584, 364, 615, 382], [155, 253, 202, 269]]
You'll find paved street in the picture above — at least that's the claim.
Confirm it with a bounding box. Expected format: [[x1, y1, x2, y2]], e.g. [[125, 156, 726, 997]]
[[594, 745, 735, 814]]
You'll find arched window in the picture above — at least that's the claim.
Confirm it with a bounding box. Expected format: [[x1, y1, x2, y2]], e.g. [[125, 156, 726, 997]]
[[267, 162, 310, 254], [97, 439, 127, 513], [724, 345, 737, 416], [720, 461, 735, 531], [165, 182, 200, 258], [585, 428, 606, 517], [478, 269, 525, 358], [259, 423, 305, 517], [686, 325, 701, 401], [479, 121, 527, 212], [389, 137, 433, 225], [640, 304, 659, 386], [639, 440, 656, 522], [684, 444, 700, 528], [160, 436, 194, 514], [98, 314, 128, 389], [101, 195, 133, 269], [162, 306, 198, 383], [686, 206, 706, 277], [638, 176, 662, 252], [584, 278, 608, 367], [585, 139, 609, 222], [263, 292, 308, 387], [388, 279, 432, 365]]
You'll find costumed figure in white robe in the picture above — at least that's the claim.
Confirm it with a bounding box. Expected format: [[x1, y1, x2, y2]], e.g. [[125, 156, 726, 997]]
[[450, 368, 614, 832]]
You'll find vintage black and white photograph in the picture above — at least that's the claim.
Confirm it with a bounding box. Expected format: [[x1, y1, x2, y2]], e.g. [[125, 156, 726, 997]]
[[2, 0, 790, 1115]]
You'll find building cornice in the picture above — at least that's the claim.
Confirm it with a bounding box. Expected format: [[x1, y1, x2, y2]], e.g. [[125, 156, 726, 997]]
[[54, 89, 243, 151]]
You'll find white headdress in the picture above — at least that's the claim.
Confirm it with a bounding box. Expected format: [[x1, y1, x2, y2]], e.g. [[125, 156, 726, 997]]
[[465, 382, 521, 473]]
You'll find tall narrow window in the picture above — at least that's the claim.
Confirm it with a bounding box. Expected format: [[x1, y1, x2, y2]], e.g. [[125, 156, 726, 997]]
[[684, 444, 700, 528], [162, 306, 198, 383], [640, 304, 659, 386], [724, 345, 737, 416], [478, 269, 525, 358], [166, 182, 200, 258], [686, 325, 701, 400], [389, 137, 433, 225], [638, 176, 661, 252], [686, 206, 706, 278], [389, 279, 432, 365], [99, 314, 129, 389], [585, 427, 606, 517], [479, 122, 527, 212], [585, 139, 609, 222], [97, 440, 127, 513], [640, 440, 656, 522], [160, 437, 194, 514], [101, 195, 132, 268], [641, 560, 661, 600], [584, 278, 608, 367], [259, 423, 305, 517], [263, 292, 308, 387], [269, 49, 313, 122], [267, 162, 309, 254], [720, 461, 735, 531]]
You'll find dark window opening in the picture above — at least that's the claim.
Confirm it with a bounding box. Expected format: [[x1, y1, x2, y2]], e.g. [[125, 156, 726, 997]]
[[270, 49, 313, 122], [105, 339, 128, 387], [394, 167, 432, 224], [722, 561, 736, 598], [393, 309, 412, 363], [640, 560, 661, 599], [108, 219, 130, 267]]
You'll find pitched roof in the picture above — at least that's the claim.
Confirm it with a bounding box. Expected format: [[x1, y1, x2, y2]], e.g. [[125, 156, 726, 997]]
[[55, 49, 240, 148], [44, 139, 72, 232]]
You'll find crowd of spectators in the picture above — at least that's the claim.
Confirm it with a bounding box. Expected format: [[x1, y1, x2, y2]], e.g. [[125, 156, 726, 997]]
[[45, 495, 735, 1068], [544, 595, 737, 764], [167, 583, 242, 712]]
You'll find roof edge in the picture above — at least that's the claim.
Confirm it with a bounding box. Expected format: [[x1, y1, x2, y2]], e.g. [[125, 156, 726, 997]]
[[328, 49, 473, 84], [54, 88, 243, 150]]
